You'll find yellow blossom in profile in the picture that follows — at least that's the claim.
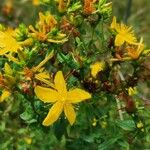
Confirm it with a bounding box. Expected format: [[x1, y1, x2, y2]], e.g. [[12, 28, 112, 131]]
[[29, 12, 57, 41], [29, 12, 67, 43], [22, 51, 54, 87], [90, 61, 105, 78], [126, 38, 146, 59], [111, 16, 137, 46], [0, 30, 21, 55], [35, 71, 91, 126]]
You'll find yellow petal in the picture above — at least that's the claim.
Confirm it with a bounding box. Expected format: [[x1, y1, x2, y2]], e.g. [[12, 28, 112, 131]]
[[54, 71, 67, 94], [35, 74, 55, 89], [4, 74, 16, 85], [33, 50, 54, 72], [0, 31, 21, 54], [39, 12, 45, 22], [124, 33, 136, 44], [0, 49, 9, 55], [67, 88, 91, 103], [19, 38, 33, 47], [126, 39, 144, 59], [115, 34, 125, 46], [5, 54, 21, 64], [64, 103, 76, 125], [47, 38, 68, 43], [4, 63, 13, 75], [17, 49, 27, 61], [29, 25, 37, 34], [137, 38, 144, 56], [42, 101, 63, 126], [34, 86, 58, 103], [36, 72, 49, 79], [128, 87, 137, 96], [0, 90, 11, 102], [111, 16, 117, 29], [90, 61, 105, 78], [35, 71, 50, 82], [143, 49, 150, 55]]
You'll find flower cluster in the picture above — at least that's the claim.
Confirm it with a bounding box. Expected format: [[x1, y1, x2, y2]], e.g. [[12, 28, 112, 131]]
[[0, 0, 149, 149]]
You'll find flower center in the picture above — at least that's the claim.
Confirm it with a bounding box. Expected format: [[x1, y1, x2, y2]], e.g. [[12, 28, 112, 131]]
[[59, 93, 67, 103]]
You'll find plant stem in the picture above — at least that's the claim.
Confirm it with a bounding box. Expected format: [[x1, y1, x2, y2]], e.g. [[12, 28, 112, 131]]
[[116, 97, 124, 120]]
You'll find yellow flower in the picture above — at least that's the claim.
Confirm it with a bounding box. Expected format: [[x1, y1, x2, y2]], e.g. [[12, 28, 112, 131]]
[[32, 0, 40, 6], [90, 61, 105, 78], [92, 118, 98, 126], [29, 12, 67, 43], [35, 71, 91, 126], [137, 121, 144, 129], [0, 30, 21, 55], [111, 16, 137, 46], [24, 137, 32, 144], [0, 89, 11, 102], [128, 87, 137, 96]]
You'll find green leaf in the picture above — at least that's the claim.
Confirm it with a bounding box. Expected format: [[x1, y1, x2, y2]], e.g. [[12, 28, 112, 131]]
[[68, 2, 82, 13], [20, 106, 37, 124], [1, 138, 13, 150], [57, 53, 69, 63], [99, 0, 107, 7], [116, 120, 136, 131], [118, 140, 130, 150], [54, 117, 67, 140], [20, 110, 32, 121], [98, 136, 121, 150], [57, 52, 79, 69], [83, 133, 101, 143], [75, 37, 82, 47], [0, 122, 5, 132], [68, 76, 80, 88]]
